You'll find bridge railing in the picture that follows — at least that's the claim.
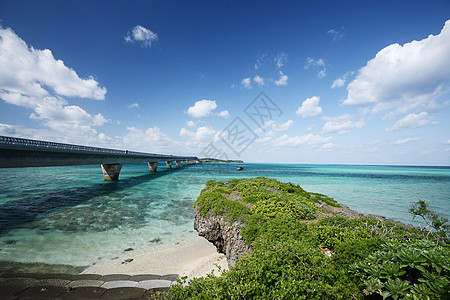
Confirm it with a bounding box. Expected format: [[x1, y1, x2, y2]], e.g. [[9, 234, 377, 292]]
[[0, 136, 155, 156]]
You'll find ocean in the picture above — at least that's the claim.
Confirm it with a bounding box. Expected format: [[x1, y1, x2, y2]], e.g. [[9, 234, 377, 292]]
[[0, 163, 449, 273]]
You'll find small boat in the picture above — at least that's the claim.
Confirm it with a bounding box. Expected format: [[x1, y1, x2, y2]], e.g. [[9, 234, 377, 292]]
[[237, 166, 244, 171]]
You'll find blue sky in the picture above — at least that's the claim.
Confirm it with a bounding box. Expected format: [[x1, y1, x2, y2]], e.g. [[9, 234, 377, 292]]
[[1, 0, 449, 165]]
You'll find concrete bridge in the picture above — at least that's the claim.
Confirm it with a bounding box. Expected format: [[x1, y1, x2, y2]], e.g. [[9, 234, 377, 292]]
[[0, 136, 199, 181]]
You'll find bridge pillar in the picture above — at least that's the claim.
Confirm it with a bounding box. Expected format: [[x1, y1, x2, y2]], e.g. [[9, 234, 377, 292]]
[[166, 161, 173, 169], [175, 160, 181, 168], [101, 164, 122, 181], [148, 162, 158, 172]]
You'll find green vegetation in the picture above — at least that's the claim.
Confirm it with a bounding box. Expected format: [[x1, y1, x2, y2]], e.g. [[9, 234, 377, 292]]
[[159, 177, 449, 299], [200, 158, 244, 163], [350, 241, 449, 299]]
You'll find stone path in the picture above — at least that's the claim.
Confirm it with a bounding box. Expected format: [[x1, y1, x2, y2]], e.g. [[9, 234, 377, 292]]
[[0, 273, 178, 299]]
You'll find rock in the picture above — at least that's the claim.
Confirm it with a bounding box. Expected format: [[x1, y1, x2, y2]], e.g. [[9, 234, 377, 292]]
[[193, 207, 252, 267]]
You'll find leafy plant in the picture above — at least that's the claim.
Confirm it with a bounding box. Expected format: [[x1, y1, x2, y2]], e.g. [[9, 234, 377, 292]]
[[350, 241, 450, 299]]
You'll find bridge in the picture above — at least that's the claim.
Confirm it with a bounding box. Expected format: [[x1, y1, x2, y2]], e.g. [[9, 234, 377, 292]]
[[0, 136, 199, 181]]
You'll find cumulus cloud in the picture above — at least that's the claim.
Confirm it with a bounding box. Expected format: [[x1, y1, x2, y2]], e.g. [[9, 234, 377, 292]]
[[393, 137, 422, 145], [241, 77, 252, 89], [0, 26, 108, 139], [255, 120, 294, 142], [187, 99, 217, 118], [128, 103, 139, 108], [186, 99, 229, 119], [273, 133, 333, 148], [186, 120, 196, 127], [304, 57, 327, 79], [179, 126, 222, 149], [274, 71, 288, 86], [180, 126, 216, 141], [253, 75, 264, 86], [322, 114, 366, 134], [216, 110, 230, 119], [344, 20, 450, 116], [123, 126, 174, 152], [296, 96, 323, 118], [386, 112, 431, 131], [331, 71, 353, 89], [124, 25, 158, 48], [331, 78, 346, 89]]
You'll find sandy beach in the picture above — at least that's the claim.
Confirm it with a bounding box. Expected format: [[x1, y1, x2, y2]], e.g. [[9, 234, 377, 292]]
[[81, 236, 228, 280]]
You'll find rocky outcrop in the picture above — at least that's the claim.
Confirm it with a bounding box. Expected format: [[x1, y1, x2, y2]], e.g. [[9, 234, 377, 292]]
[[193, 207, 252, 267]]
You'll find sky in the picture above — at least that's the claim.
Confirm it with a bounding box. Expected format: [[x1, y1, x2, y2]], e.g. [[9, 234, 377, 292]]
[[0, 0, 449, 165]]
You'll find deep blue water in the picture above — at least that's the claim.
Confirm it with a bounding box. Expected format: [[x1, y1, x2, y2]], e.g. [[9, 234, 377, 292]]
[[0, 163, 448, 270]]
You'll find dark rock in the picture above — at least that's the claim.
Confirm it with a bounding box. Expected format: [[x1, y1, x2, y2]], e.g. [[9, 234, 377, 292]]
[[193, 207, 252, 267]]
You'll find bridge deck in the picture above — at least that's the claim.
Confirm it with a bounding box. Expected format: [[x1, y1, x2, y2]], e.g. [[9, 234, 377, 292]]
[[0, 136, 198, 168]]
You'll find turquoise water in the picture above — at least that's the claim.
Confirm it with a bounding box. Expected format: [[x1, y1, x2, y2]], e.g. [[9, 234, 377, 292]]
[[0, 163, 449, 271]]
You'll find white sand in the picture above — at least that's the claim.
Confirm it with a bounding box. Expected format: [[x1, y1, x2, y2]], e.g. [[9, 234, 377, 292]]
[[81, 236, 228, 280]]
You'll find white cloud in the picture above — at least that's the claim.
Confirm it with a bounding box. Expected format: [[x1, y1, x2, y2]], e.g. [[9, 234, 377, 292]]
[[187, 99, 217, 118], [0, 27, 106, 101], [216, 110, 230, 119], [180, 126, 216, 141], [344, 20, 450, 116], [331, 78, 345, 89], [273, 133, 333, 148], [274, 71, 288, 86], [186, 120, 196, 127], [274, 52, 288, 68], [296, 96, 323, 118], [331, 72, 353, 89], [393, 137, 422, 145], [327, 28, 344, 43], [253, 75, 264, 86], [256, 120, 294, 142], [0, 26, 108, 139], [322, 114, 366, 134], [123, 126, 174, 152], [186, 99, 229, 119], [447, 139, 450, 144], [241, 77, 252, 89], [124, 25, 158, 48], [304, 57, 327, 79], [180, 126, 221, 148], [98, 132, 112, 141], [128, 103, 139, 108], [317, 69, 327, 79], [386, 112, 431, 131], [304, 57, 325, 69]]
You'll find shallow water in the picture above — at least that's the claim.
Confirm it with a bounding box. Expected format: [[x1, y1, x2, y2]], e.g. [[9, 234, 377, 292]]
[[0, 163, 448, 272]]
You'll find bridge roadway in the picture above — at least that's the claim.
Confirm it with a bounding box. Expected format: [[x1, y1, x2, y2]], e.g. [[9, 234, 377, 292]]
[[0, 136, 199, 180]]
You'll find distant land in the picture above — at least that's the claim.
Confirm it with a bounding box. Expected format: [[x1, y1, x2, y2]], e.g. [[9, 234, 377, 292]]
[[200, 158, 244, 163]]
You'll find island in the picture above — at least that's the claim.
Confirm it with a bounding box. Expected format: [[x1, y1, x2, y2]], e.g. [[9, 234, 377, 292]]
[[200, 158, 244, 163]]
